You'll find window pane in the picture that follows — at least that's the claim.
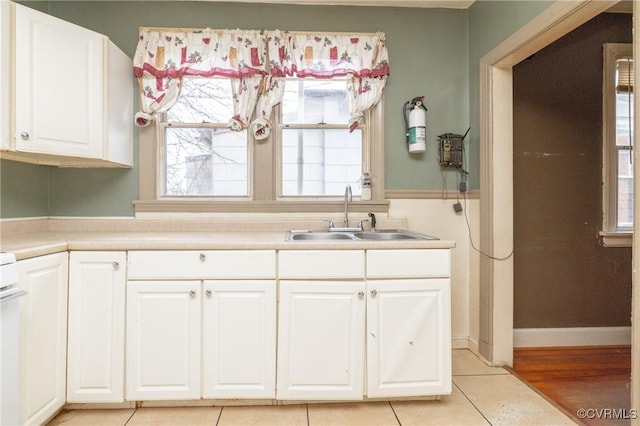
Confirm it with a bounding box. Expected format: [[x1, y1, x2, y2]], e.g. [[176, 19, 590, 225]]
[[282, 79, 350, 124], [615, 92, 634, 147], [166, 79, 233, 124], [617, 150, 633, 228], [164, 127, 248, 196], [281, 128, 362, 196], [614, 57, 634, 229]]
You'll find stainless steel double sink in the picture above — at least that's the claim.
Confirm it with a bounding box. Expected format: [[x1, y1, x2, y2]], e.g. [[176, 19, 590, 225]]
[[285, 229, 438, 241]]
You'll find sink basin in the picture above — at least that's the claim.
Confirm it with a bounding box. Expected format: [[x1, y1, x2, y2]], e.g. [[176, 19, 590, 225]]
[[287, 232, 355, 241], [353, 231, 436, 240], [285, 229, 437, 241]]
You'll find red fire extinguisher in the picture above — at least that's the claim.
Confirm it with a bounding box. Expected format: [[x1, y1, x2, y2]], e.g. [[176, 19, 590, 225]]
[[403, 96, 427, 153]]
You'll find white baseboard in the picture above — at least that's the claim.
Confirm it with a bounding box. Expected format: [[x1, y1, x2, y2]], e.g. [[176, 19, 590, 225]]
[[514, 326, 631, 348], [452, 336, 470, 349]]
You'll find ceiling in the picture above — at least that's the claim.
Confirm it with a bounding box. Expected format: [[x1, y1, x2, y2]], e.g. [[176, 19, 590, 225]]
[[190, 0, 476, 8]]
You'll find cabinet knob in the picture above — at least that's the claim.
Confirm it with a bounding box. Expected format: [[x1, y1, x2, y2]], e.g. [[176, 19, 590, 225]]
[[20, 132, 30, 140], [358, 291, 364, 298], [189, 290, 196, 297], [199, 253, 206, 261], [206, 289, 212, 297], [370, 289, 377, 297], [112, 261, 119, 269]]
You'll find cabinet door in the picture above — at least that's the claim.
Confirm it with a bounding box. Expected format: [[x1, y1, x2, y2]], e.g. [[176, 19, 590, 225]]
[[277, 281, 365, 400], [202, 280, 276, 399], [126, 281, 201, 400], [366, 279, 452, 398], [14, 3, 104, 158], [17, 252, 68, 426], [0, 1, 9, 150], [67, 251, 126, 403]]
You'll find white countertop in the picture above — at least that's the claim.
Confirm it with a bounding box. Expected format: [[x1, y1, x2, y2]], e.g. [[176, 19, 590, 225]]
[[0, 230, 456, 261]]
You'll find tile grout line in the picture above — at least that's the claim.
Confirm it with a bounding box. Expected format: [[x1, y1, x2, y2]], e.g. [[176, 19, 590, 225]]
[[215, 405, 224, 426], [123, 407, 137, 426], [452, 381, 494, 426], [388, 401, 402, 425]]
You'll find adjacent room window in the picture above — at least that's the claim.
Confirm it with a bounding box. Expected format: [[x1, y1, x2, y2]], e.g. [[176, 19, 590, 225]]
[[602, 43, 634, 245]]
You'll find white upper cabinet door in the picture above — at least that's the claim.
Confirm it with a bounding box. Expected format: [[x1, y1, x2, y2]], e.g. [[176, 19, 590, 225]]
[[17, 252, 69, 426], [277, 280, 366, 400], [366, 279, 452, 398], [67, 251, 126, 403], [14, 3, 104, 158], [126, 281, 201, 401], [202, 280, 277, 399], [0, 1, 10, 150]]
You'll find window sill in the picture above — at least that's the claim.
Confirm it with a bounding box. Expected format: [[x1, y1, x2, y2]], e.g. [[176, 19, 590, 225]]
[[134, 199, 390, 215], [599, 231, 632, 247]]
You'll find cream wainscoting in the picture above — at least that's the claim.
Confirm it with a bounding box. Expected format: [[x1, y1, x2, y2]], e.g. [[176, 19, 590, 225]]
[[389, 198, 480, 352]]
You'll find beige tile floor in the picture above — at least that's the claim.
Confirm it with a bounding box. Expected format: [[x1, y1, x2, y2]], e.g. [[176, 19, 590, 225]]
[[47, 349, 576, 426]]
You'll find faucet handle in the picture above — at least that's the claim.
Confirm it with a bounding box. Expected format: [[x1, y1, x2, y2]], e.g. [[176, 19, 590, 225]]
[[323, 219, 335, 229], [368, 212, 377, 231], [358, 219, 370, 231]]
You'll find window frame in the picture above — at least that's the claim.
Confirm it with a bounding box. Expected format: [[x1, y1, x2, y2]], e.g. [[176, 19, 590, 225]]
[[601, 43, 633, 247], [134, 93, 387, 215]]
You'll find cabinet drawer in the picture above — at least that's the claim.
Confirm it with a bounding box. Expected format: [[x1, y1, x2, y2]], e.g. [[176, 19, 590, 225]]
[[279, 250, 364, 279], [127, 250, 276, 279], [366, 249, 450, 278]]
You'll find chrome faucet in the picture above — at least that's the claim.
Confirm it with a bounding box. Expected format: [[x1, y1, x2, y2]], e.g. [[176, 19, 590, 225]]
[[343, 185, 352, 227]]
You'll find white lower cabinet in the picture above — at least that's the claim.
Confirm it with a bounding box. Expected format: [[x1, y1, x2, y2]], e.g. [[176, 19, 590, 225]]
[[125, 250, 277, 401], [122, 248, 450, 403], [126, 281, 202, 400], [277, 249, 452, 401], [276, 281, 366, 400], [202, 280, 276, 399], [17, 252, 68, 426], [67, 251, 126, 403], [366, 279, 451, 397]]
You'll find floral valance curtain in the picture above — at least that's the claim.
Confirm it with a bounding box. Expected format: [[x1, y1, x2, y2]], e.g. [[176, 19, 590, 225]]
[[133, 28, 389, 137]]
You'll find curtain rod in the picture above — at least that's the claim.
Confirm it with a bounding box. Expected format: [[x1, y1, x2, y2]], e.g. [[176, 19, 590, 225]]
[[138, 26, 381, 37]]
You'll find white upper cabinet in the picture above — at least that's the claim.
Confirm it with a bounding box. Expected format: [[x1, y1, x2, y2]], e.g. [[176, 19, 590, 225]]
[[0, 1, 10, 151], [3, 2, 133, 167]]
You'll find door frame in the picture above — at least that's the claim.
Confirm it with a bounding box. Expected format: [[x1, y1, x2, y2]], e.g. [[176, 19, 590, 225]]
[[477, 0, 636, 399]]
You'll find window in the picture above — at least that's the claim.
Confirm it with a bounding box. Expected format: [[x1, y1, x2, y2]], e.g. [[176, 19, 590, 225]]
[[133, 28, 389, 214], [602, 43, 634, 246], [278, 78, 364, 197], [154, 77, 378, 203], [160, 79, 249, 198]]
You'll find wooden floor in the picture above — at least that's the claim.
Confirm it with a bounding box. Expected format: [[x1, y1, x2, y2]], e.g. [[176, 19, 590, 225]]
[[512, 346, 632, 426]]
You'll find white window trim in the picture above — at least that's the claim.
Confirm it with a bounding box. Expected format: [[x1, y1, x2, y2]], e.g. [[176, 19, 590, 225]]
[[601, 43, 633, 247], [134, 100, 387, 215]]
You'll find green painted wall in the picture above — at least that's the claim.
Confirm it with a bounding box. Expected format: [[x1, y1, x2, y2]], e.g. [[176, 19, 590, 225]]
[[1, 0, 557, 218], [0, 160, 49, 217], [466, 0, 553, 187]]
